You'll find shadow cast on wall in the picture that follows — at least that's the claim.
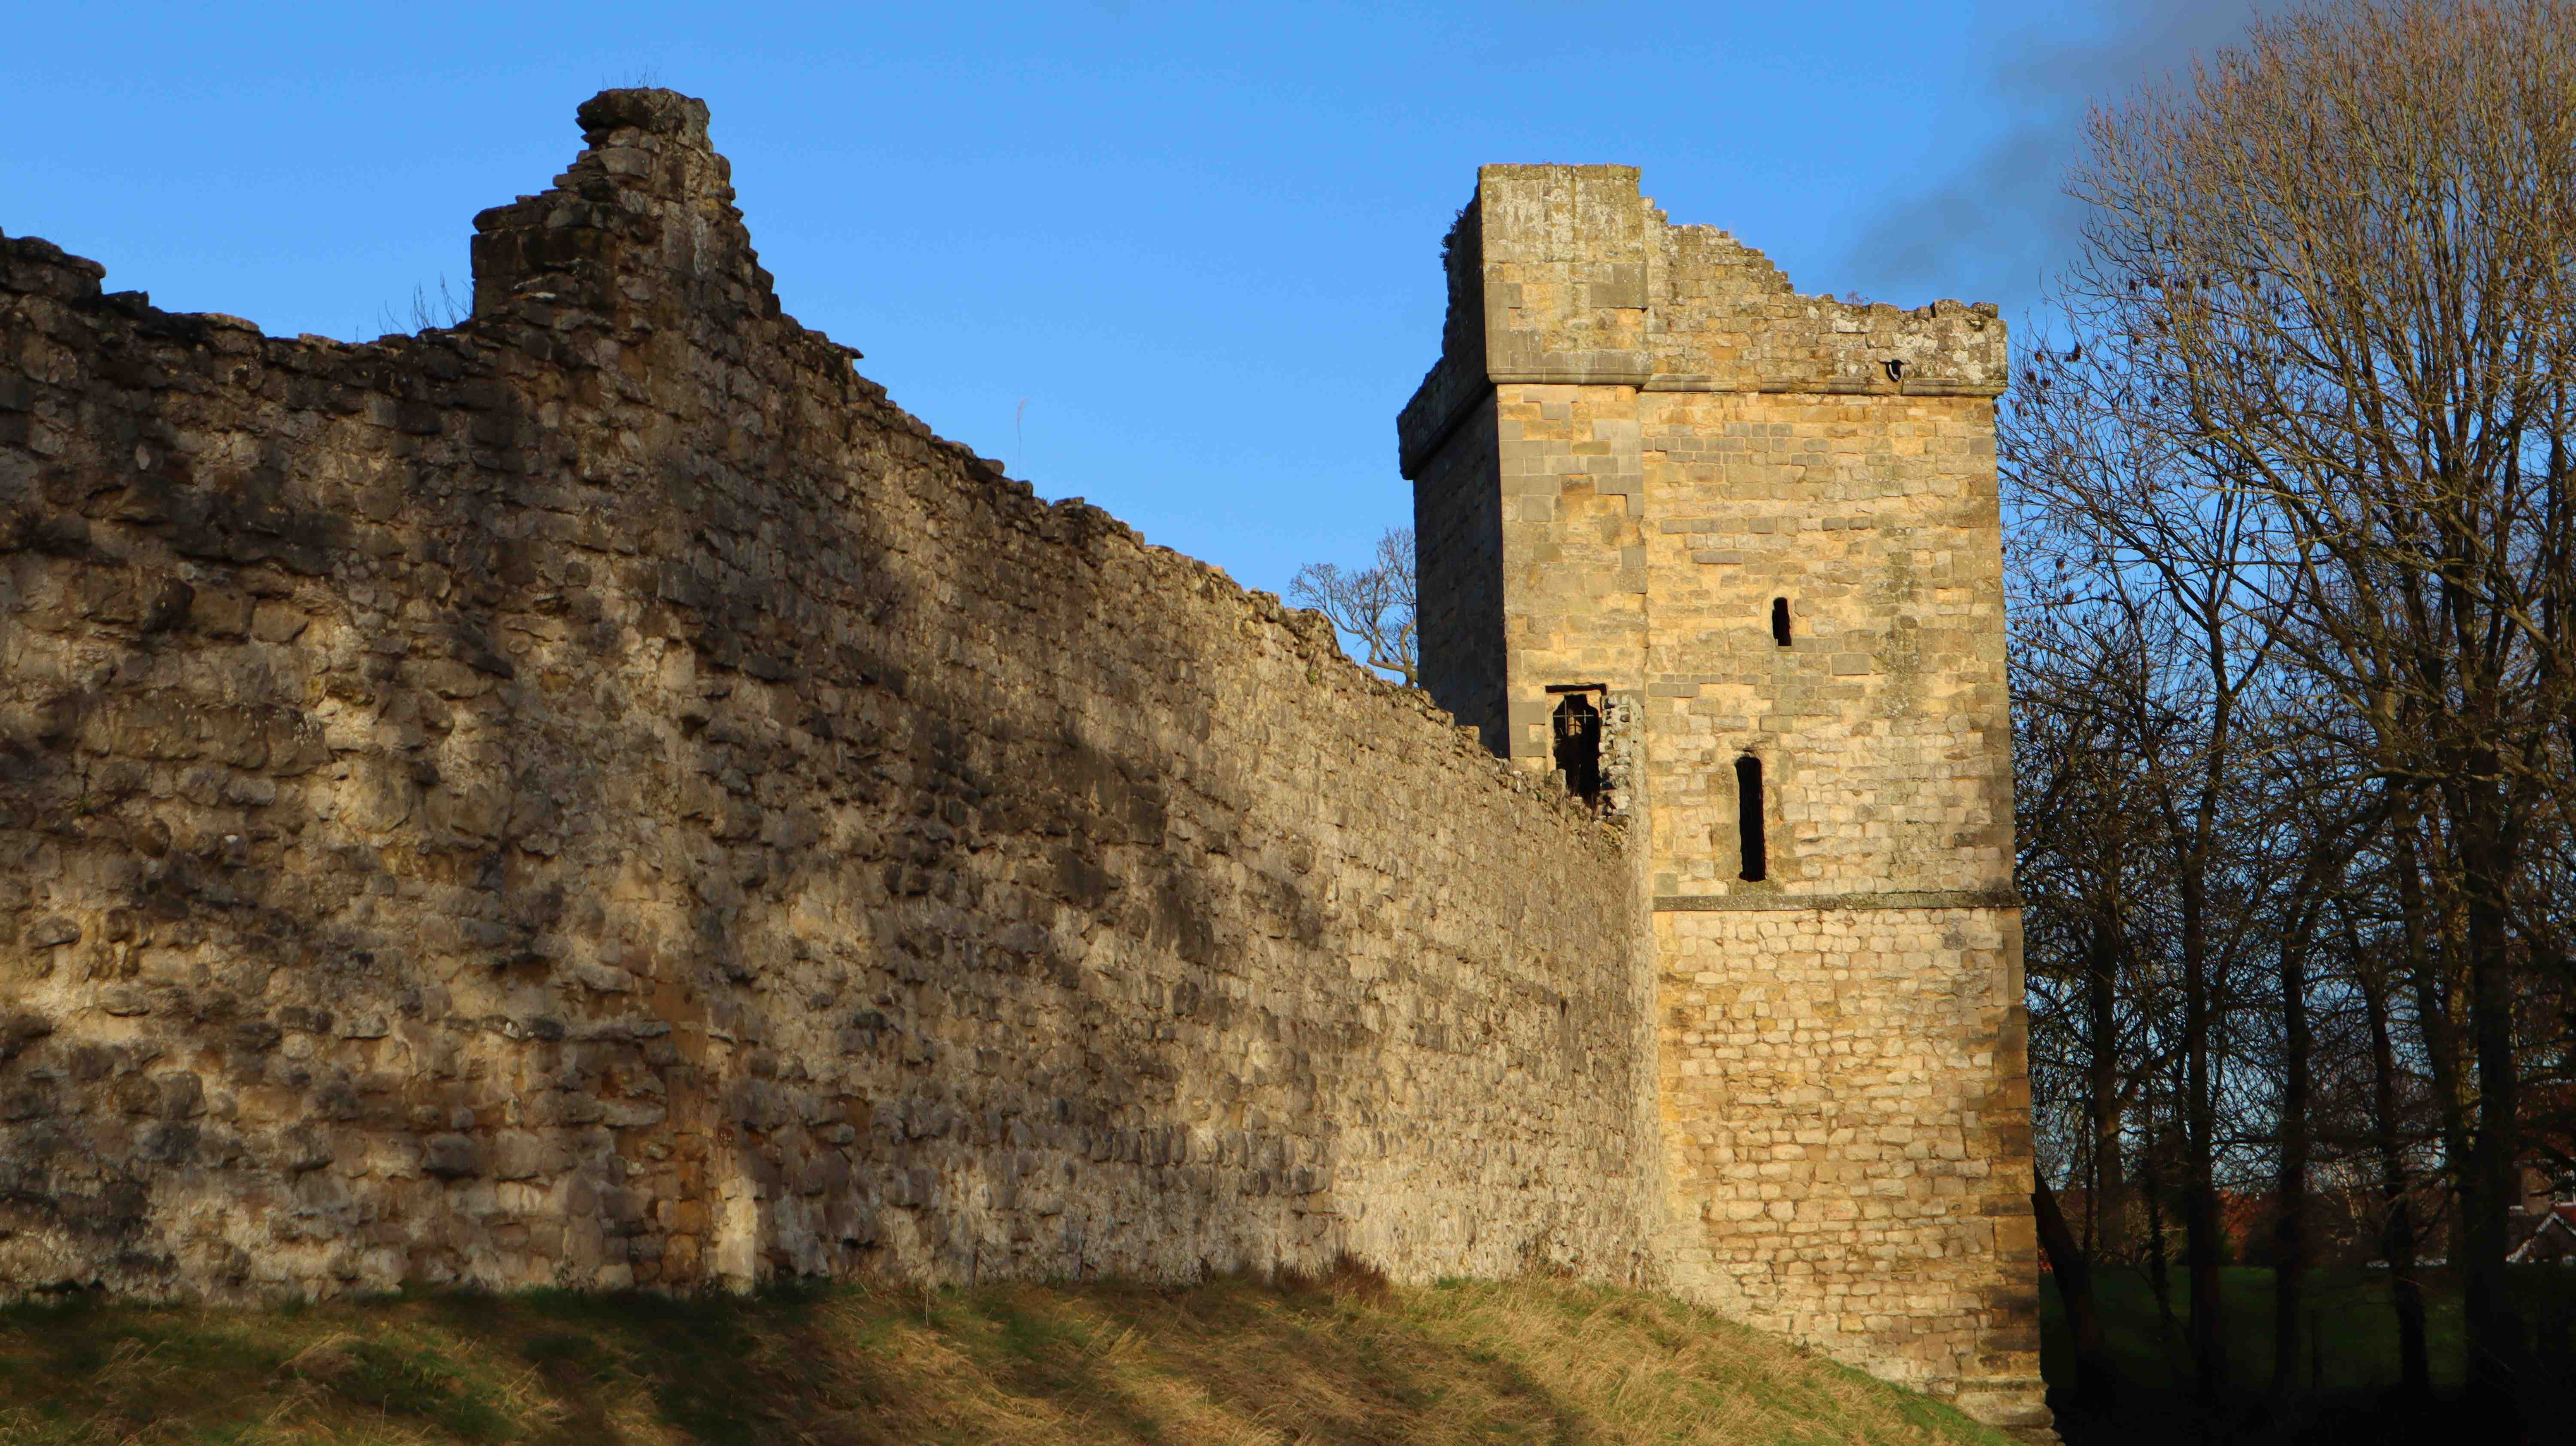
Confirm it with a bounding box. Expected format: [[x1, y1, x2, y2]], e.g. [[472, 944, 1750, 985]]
[[0, 88, 1656, 1302]]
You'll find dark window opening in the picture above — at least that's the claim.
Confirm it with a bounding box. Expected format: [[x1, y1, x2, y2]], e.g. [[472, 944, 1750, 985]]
[[1771, 598, 1792, 647], [1552, 693, 1604, 806], [1735, 754, 1768, 881]]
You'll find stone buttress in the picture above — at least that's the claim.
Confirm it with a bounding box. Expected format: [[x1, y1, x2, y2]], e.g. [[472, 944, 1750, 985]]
[[1400, 164, 2052, 1440]]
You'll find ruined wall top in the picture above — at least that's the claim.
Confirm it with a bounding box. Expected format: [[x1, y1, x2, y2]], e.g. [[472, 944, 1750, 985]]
[[466, 88, 841, 365], [1399, 164, 2008, 477]]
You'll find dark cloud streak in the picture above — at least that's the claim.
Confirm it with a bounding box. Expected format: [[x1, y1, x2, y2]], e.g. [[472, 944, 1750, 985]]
[[1841, 0, 2289, 316]]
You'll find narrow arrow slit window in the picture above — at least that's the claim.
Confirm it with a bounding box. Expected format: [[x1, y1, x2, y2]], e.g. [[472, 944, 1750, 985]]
[[1735, 754, 1767, 881]]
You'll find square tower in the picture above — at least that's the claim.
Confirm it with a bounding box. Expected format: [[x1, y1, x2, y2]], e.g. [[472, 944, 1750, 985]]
[[1400, 165, 2049, 1437]]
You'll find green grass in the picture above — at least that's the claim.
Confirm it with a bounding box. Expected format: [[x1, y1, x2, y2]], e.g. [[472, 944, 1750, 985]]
[[2038, 1264, 2576, 1400], [0, 1272, 2014, 1446]]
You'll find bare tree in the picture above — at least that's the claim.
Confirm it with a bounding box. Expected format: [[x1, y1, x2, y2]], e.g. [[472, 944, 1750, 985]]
[[2063, 0, 2576, 1406], [2006, 296, 2297, 1406], [1290, 527, 1418, 687]]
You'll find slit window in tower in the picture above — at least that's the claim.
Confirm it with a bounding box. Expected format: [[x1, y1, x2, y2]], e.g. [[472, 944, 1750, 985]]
[[1552, 693, 1604, 806], [1771, 598, 1792, 647], [1735, 754, 1768, 881]]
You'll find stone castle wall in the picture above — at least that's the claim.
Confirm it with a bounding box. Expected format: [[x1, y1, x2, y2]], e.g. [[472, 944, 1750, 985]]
[[0, 91, 1663, 1301]]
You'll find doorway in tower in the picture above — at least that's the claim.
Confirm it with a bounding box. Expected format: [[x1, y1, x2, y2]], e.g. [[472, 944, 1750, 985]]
[[1549, 687, 1606, 807]]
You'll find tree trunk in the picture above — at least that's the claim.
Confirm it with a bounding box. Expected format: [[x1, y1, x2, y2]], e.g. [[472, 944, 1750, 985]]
[[2035, 1170, 2117, 1410], [2456, 804, 2528, 1406], [2088, 920, 2129, 1261], [2179, 865, 2227, 1403], [2352, 904, 2431, 1399], [2143, 1096, 2184, 1376], [2271, 920, 2312, 1405], [2398, 824, 2476, 1382]]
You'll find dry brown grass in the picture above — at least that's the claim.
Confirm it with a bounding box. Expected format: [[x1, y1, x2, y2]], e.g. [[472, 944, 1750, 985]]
[[0, 1267, 2010, 1445]]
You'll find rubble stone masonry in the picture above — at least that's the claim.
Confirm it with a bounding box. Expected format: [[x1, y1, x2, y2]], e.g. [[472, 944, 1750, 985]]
[[0, 94, 1663, 1312]]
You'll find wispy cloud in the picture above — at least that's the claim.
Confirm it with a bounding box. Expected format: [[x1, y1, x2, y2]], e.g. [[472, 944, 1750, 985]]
[[1842, 0, 2289, 316]]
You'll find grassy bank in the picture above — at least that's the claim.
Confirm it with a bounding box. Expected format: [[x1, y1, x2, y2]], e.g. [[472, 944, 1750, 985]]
[[0, 1269, 2010, 1446]]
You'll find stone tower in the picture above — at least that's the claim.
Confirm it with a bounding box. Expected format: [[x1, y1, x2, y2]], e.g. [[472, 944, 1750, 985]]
[[1400, 165, 2050, 1436]]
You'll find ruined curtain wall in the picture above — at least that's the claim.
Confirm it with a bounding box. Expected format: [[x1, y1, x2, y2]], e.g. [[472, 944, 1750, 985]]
[[0, 90, 1657, 1300]]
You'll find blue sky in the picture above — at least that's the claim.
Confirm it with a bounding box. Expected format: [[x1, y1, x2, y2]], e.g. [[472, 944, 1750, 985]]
[[2, 0, 2270, 601]]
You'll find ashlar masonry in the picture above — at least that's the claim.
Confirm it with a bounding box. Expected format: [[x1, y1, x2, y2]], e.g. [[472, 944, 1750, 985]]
[[1400, 164, 2044, 1436]]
